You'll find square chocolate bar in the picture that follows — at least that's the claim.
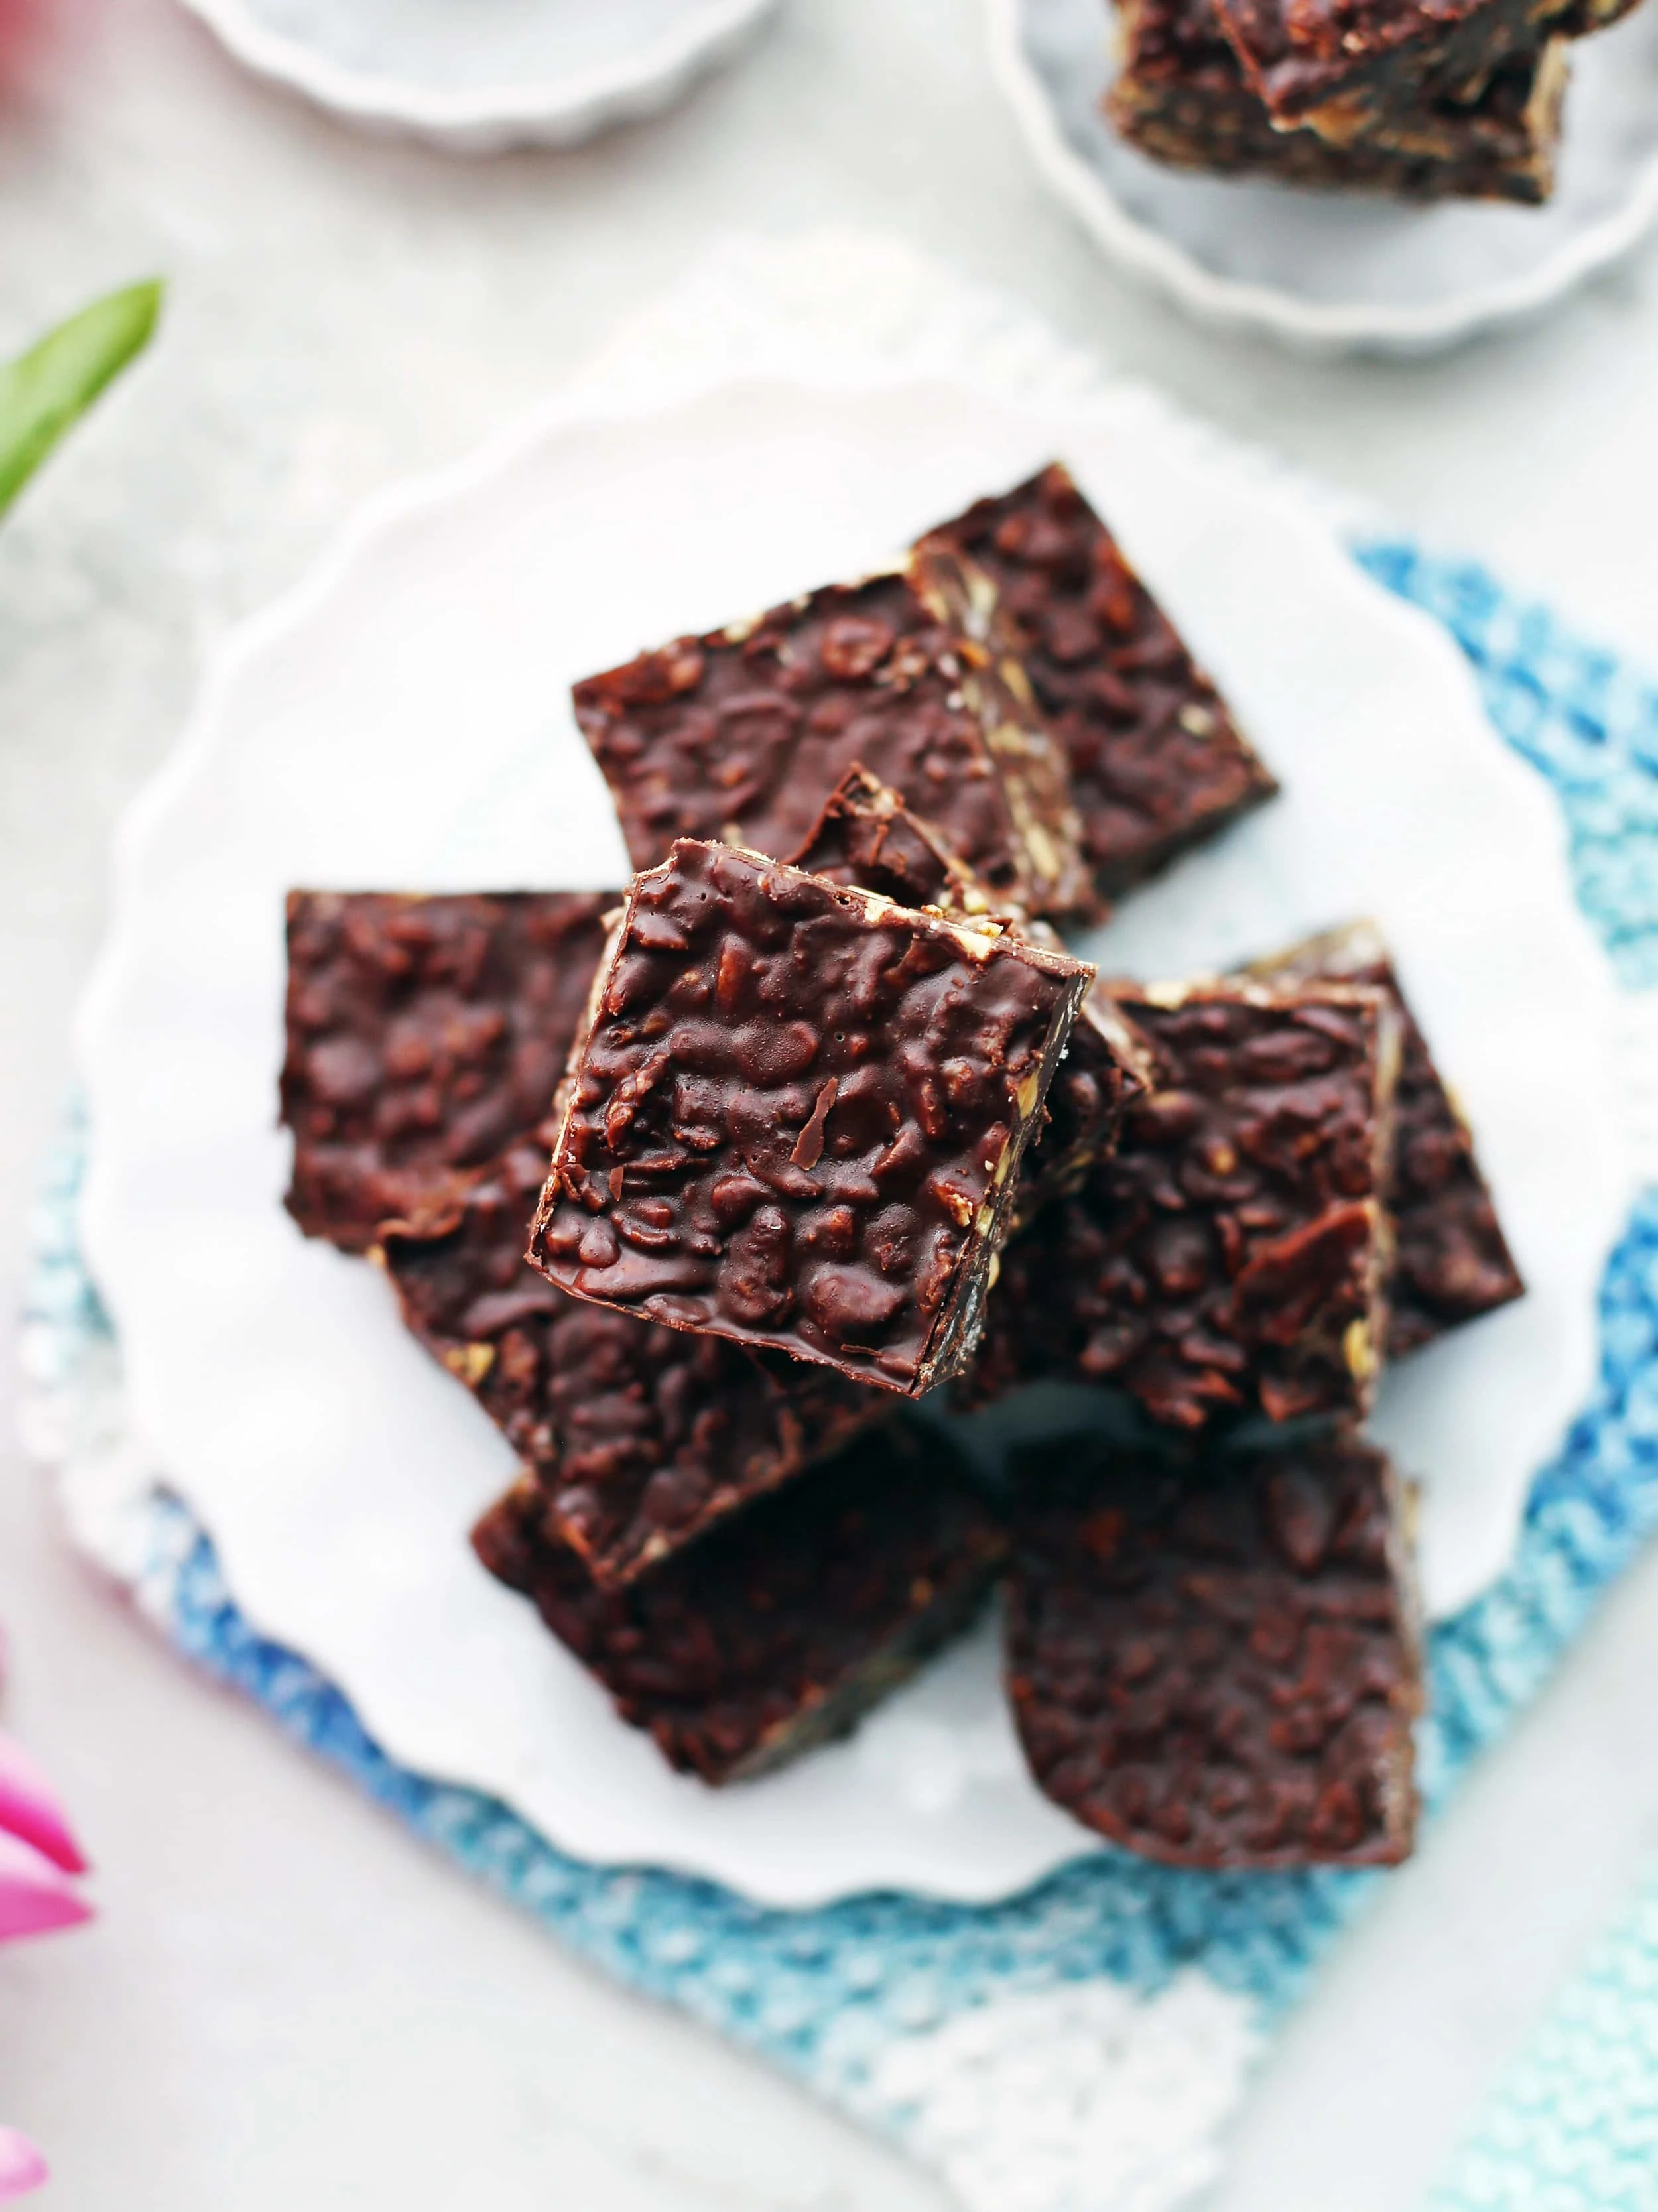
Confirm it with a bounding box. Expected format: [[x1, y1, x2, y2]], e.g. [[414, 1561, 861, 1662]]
[[1005, 1432, 1422, 1867], [1243, 922, 1524, 1356], [792, 768, 1153, 1214], [473, 1420, 1008, 1784], [921, 465, 1276, 901], [382, 1138, 889, 1588], [1108, 0, 1566, 202], [529, 839, 1094, 1396], [970, 977, 1401, 1429], [281, 890, 614, 1252], [572, 546, 1093, 920]]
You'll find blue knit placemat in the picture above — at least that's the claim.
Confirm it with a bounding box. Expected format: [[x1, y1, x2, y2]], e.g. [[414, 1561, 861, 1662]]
[[1428, 1859, 1658, 2212], [24, 540, 1658, 2211]]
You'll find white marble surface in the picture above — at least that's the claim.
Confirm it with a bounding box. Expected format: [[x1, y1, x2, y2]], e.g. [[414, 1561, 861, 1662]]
[[4, 2, 1658, 2206]]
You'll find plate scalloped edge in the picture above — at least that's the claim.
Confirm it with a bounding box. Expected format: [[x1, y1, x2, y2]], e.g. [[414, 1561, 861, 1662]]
[[69, 349, 1638, 1908], [984, 0, 1658, 355], [29, 237, 1658, 2212], [172, 0, 783, 152]]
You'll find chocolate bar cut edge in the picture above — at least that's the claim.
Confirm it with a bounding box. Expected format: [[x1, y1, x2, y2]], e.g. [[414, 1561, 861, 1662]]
[[1241, 920, 1525, 1356]]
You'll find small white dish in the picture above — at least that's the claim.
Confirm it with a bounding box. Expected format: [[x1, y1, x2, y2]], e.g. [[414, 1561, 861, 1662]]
[[76, 373, 1631, 1907], [988, 0, 1658, 352], [174, 0, 783, 153]]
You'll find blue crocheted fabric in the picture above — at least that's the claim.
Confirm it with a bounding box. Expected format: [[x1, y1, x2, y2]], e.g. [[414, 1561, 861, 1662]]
[[1428, 1861, 1658, 2212], [25, 540, 1658, 2207]]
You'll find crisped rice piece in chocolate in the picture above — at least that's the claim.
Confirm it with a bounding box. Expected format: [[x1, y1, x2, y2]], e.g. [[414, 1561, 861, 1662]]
[[1005, 1432, 1422, 1868], [921, 465, 1276, 902], [793, 768, 1153, 1213], [1243, 922, 1524, 1357], [1108, 0, 1566, 202], [381, 1136, 889, 1588], [970, 978, 1402, 1430], [572, 545, 1094, 920], [472, 1420, 1008, 1784], [281, 890, 614, 1253], [529, 839, 1094, 1397]]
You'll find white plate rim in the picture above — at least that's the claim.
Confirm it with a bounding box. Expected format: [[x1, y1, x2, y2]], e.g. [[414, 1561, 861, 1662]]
[[985, 0, 1658, 354], [172, 0, 783, 151], [74, 363, 1634, 1906]]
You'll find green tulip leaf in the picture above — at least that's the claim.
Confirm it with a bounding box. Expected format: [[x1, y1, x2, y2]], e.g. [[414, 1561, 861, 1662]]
[[0, 278, 164, 520]]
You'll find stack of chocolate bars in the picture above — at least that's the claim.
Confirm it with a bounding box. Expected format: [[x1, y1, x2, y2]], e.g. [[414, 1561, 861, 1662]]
[[1104, 0, 1645, 202], [280, 461, 1523, 1869]]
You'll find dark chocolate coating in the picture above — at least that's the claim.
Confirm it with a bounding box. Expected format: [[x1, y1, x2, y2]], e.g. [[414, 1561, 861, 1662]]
[[382, 1138, 888, 1588], [281, 891, 613, 1253], [791, 764, 1003, 917], [792, 768, 1151, 1214], [572, 551, 1093, 920], [1108, 0, 1564, 201], [474, 1421, 1008, 1784], [923, 467, 1276, 901], [970, 981, 1399, 1430], [1210, 0, 1562, 134], [1245, 924, 1524, 1356], [531, 840, 1092, 1396], [1005, 1432, 1421, 1868]]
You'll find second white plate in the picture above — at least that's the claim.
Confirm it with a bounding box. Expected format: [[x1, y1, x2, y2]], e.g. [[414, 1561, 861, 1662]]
[[989, 0, 1658, 352], [175, 0, 783, 152], [77, 373, 1632, 1906]]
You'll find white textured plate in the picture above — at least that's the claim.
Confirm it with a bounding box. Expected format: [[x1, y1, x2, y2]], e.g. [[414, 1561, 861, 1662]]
[[78, 375, 1631, 1906], [174, 0, 782, 152], [989, 0, 1658, 353]]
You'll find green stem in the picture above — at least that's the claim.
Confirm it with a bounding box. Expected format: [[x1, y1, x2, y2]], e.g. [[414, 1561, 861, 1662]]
[[0, 279, 164, 520]]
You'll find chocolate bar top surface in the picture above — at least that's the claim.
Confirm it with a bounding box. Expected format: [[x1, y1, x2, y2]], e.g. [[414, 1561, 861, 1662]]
[[1005, 1433, 1421, 1867], [972, 979, 1399, 1430], [1211, 0, 1553, 126], [925, 466, 1275, 898], [383, 1137, 887, 1587], [281, 890, 613, 1253], [531, 840, 1092, 1395], [473, 1421, 1008, 1784], [1246, 924, 1524, 1355], [572, 555, 1090, 919], [795, 768, 1146, 1212], [1108, 6, 1564, 205]]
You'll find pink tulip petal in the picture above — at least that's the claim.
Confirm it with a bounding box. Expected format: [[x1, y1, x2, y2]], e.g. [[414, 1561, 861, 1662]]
[[0, 2130, 47, 2201], [0, 1830, 91, 1943], [0, 1731, 87, 1874]]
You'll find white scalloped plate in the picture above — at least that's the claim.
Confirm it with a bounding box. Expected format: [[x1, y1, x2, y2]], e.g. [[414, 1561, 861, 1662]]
[[989, 0, 1658, 353], [174, 0, 782, 152], [77, 373, 1632, 1906]]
